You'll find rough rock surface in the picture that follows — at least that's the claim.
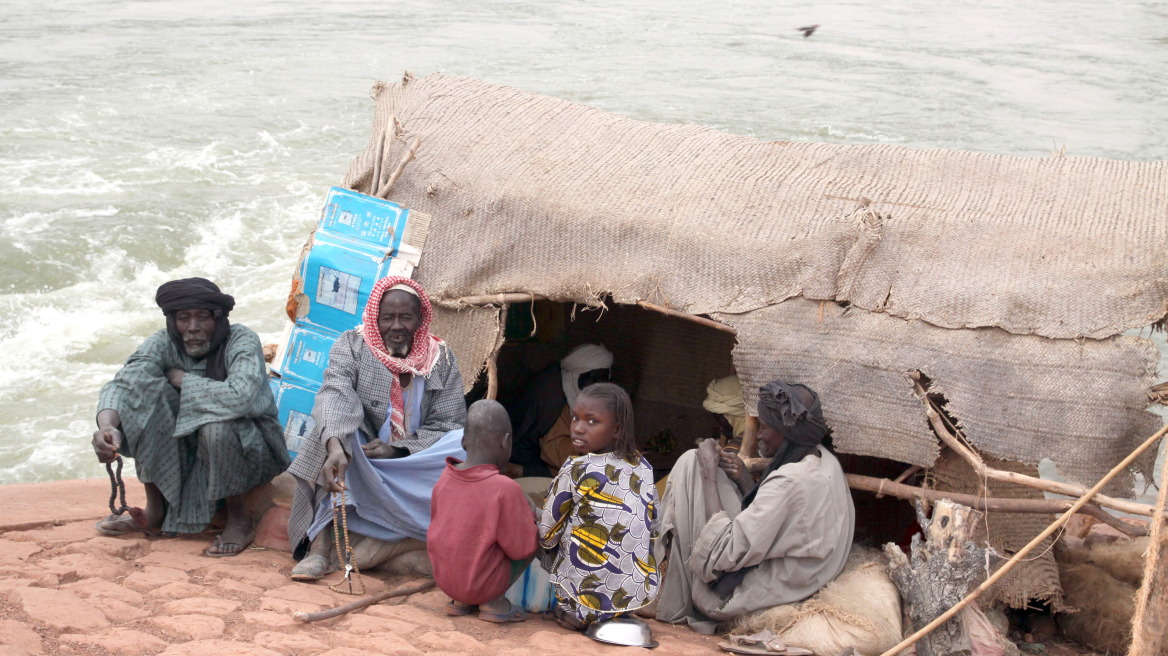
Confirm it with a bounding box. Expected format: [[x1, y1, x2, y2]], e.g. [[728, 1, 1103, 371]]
[[0, 478, 722, 655]]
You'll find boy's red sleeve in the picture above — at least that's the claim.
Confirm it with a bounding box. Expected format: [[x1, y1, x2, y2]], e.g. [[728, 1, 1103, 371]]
[[497, 486, 539, 561]]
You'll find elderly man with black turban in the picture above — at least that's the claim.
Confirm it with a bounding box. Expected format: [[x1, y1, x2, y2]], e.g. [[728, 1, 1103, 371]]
[[91, 278, 291, 556], [655, 381, 854, 634]]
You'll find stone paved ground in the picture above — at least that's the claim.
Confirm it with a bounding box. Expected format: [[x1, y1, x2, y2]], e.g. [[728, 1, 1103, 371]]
[[0, 480, 722, 656]]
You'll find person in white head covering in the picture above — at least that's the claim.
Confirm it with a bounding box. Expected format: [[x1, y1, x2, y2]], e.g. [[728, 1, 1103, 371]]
[[559, 344, 615, 409], [507, 344, 614, 476]]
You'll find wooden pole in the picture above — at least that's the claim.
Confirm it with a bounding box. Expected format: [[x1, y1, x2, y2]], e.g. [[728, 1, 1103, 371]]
[[370, 131, 385, 196], [484, 303, 508, 401], [376, 136, 421, 199], [876, 423, 1168, 656], [486, 357, 499, 400], [443, 294, 742, 337], [847, 473, 1147, 538], [908, 371, 1154, 517], [741, 415, 760, 458], [1128, 438, 1168, 656], [450, 292, 548, 306], [635, 301, 738, 335]]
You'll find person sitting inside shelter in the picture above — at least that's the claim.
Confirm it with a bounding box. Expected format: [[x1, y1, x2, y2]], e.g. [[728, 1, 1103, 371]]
[[704, 374, 747, 448], [655, 380, 854, 634], [509, 343, 614, 476], [428, 399, 538, 623], [92, 278, 291, 556], [287, 276, 467, 580]]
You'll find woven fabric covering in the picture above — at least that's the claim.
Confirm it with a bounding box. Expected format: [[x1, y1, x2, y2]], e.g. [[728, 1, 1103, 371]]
[[342, 74, 1168, 341], [340, 73, 1163, 489], [430, 303, 501, 393], [713, 299, 1160, 490], [930, 451, 1064, 609]]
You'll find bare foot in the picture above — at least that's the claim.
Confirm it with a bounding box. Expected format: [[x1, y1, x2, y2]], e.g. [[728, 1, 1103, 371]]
[[205, 494, 253, 557], [205, 521, 254, 557]]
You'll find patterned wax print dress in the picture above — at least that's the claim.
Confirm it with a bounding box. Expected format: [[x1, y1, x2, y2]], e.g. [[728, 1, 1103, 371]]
[[538, 452, 659, 625]]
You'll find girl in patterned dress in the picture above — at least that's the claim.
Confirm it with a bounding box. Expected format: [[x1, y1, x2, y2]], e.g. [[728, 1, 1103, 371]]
[[538, 382, 659, 630]]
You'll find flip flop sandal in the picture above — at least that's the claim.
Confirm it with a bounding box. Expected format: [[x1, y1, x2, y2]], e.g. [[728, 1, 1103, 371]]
[[204, 530, 255, 558], [478, 603, 527, 623], [95, 513, 159, 537], [445, 601, 478, 616]]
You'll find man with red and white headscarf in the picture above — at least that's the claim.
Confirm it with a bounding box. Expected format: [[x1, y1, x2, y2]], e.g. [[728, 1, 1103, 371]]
[[92, 278, 290, 556], [287, 276, 467, 581]]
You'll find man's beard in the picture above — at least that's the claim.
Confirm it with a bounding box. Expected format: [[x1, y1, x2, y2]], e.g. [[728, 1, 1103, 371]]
[[185, 340, 212, 358], [388, 340, 412, 357]]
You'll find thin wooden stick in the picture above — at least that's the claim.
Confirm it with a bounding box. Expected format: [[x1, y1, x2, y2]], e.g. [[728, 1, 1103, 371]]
[[907, 371, 1154, 517], [377, 136, 421, 199], [445, 294, 740, 339], [847, 473, 1147, 538], [292, 580, 436, 623], [1128, 435, 1168, 655], [485, 303, 508, 401], [370, 131, 385, 196], [741, 415, 760, 458], [486, 356, 499, 400], [876, 423, 1168, 656], [636, 301, 737, 335], [449, 292, 548, 306]]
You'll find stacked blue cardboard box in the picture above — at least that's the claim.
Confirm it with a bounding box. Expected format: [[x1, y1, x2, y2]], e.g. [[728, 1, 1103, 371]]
[[268, 186, 422, 457]]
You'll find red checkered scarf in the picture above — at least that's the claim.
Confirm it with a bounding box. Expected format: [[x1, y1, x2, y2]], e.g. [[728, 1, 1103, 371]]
[[361, 276, 443, 441]]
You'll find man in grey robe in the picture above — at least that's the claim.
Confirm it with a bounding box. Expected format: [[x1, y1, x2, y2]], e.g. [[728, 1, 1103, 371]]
[[656, 381, 855, 634], [92, 278, 291, 556], [287, 276, 467, 581]]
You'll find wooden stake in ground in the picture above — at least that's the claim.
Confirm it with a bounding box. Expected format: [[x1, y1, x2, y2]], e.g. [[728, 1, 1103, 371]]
[[885, 499, 986, 656], [1128, 437, 1168, 656]]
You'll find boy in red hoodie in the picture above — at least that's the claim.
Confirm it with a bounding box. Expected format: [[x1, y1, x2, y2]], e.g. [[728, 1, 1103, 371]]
[[428, 400, 537, 622]]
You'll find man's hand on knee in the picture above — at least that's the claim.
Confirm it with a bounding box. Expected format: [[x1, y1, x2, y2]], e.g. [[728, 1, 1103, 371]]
[[92, 427, 122, 463]]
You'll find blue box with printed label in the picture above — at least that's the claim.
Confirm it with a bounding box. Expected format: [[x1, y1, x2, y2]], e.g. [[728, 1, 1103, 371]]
[[318, 186, 412, 253], [296, 231, 415, 335], [272, 324, 339, 388], [269, 375, 320, 458]]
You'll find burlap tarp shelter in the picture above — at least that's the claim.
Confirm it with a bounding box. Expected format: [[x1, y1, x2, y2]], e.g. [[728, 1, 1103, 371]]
[[337, 73, 1167, 604]]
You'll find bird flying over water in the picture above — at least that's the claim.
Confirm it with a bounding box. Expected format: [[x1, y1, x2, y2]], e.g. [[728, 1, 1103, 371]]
[[797, 24, 819, 38]]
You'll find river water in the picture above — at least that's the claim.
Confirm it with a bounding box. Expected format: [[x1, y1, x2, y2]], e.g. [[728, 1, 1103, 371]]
[[1, 0, 1165, 486]]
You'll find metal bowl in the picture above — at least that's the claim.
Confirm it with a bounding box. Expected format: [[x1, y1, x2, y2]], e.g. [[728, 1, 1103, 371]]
[[585, 616, 659, 649]]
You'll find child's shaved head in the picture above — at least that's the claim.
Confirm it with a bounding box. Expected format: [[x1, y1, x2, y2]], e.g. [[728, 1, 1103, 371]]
[[463, 400, 513, 467]]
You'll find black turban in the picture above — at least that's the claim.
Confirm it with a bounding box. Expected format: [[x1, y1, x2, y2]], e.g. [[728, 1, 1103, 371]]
[[741, 381, 830, 509], [156, 278, 235, 315], [155, 278, 235, 381]]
